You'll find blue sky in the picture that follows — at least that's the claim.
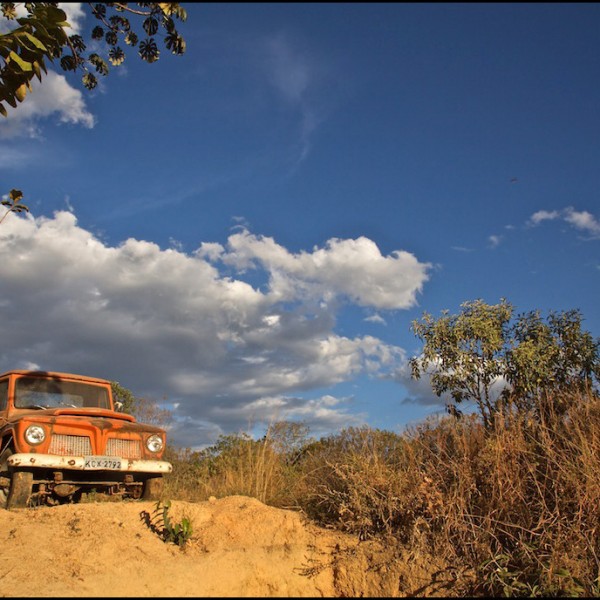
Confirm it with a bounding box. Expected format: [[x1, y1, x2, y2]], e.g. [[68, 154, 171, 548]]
[[1, 3, 599, 448]]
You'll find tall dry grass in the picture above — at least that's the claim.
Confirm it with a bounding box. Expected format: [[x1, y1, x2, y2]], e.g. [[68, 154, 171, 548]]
[[164, 422, 308, 507], [165, 390, 600, 596]]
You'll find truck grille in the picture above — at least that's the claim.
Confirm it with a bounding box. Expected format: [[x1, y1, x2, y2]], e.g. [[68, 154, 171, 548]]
[[106, 438, 142, 459], [47, 434, 142, 459], [49, 434, 92, 456]]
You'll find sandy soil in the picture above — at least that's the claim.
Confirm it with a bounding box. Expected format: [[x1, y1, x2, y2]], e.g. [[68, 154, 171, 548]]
[[0, 495, 452, 597]]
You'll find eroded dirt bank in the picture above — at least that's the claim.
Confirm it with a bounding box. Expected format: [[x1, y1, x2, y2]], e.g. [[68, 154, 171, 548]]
[[0, 495, 450, 597]]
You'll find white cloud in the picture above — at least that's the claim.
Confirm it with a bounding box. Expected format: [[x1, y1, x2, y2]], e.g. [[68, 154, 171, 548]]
[[394, 354, 510, 411], [528, 207, 600, 239], [0, 4, 92, 138], [488, 234, 502, 248], [563, 206, 600, 238], [265, 33, 311, 104], [202, 229, 431, 310], [0, 211, 425, 447], [365, 313, 386, 325], [0, 71, 95, 138], [262, 32, 326, 166], [528, 209, 561, 226], [59, 3, 85, 33], [0, 3, 84, 33]]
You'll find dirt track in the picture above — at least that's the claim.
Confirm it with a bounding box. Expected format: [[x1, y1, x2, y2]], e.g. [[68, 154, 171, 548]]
[[0, 495, 450, 597]]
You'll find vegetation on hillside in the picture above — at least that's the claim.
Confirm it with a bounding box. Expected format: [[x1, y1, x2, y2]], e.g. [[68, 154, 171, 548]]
[[161, 300, 599, 597], [164, 391, 600, 596]]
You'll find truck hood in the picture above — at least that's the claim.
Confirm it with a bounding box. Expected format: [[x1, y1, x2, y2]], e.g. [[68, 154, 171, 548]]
[[8, 408, 167, 436], [13, 407, 136, 422]]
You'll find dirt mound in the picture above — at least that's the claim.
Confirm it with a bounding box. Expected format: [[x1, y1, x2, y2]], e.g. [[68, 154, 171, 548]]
[[0, 495, 449, 597]]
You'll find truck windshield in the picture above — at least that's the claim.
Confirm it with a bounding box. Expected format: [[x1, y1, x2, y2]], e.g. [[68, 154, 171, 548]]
[[14, 377, 110, 410]]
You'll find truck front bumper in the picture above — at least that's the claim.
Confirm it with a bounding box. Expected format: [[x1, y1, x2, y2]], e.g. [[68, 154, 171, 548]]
[[7, 453, 172, 474]]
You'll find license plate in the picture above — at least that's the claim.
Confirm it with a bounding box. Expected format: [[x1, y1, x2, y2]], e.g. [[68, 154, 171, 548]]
[[83, 456, 122, 470]]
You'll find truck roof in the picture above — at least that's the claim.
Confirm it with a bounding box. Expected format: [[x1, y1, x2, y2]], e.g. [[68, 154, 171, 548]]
[[0, 370, 112, 385]]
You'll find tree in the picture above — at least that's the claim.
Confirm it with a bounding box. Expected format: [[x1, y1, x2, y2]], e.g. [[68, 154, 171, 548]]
[[410, 299, 600, 429], [410, 299, 513, 430], [505, 308, 600, 417], [0, 2, 187, 116], [111, 380, 172, 427]]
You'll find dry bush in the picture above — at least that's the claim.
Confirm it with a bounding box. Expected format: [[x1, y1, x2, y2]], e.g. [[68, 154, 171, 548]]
[[292, 426, 426, 541], [164, 422, 311, 507], [406, 392, 600, 596], [165, 393, 600, 596]]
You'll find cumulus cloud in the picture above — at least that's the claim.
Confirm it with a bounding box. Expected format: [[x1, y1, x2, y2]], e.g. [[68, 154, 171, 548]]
[[0, 4, 92, 138], [0, 71, 95, 138], [198, 229, 431, 310], [0, 3, 85, 33], [59, 3, 86, 33], [392, 359, 447, 408], [0, 212, 428, 447], [528, 207, 600, 239], [394, 355, 510, 413]]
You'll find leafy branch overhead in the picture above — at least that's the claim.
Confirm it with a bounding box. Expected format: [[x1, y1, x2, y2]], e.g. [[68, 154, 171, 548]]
[[0, 2, 187, 116]]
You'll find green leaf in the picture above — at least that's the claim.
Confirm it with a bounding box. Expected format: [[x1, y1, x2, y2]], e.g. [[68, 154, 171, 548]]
[[82, 72, 97, 90], [92, 4, 107, 19], [4, 93, 17, 109], [108, 47, 125, 66], [139, 38, 160, 63], [60, 55, 76, 71], [32, 60, 42, 81], [105, 31, 118, 46], [22, 31, 48, 51], [555, 568, 571, 578], [143, 17, 159, 36], [1, 4, 17, 20], [125, 32, 138, 47], [14, 83, 28, 102], [44, 6, 68, 24], [8, 51, 33, 72]]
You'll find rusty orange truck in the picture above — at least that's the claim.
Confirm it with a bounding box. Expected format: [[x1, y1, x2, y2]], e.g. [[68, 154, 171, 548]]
[[0, 370, 172, 508]]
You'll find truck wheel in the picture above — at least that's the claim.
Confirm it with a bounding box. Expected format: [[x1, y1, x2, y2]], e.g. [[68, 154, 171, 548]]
[[7, 471, 33, 509], [0, 448, 33, 509], [142, 476, 164, 501], [0, 447, 12, 508]]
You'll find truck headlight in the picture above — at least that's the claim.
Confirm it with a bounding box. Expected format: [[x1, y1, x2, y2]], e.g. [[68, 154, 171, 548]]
[[25, 424, 46, 445], [146, 434, 163, 453]]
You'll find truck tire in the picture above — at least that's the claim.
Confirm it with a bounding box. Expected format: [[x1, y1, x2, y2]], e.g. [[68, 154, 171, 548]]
[[0, 446, 11, 508], [7, 471, 33, 509], [0, 447, 33, 509], [142, 476, 164, 501]]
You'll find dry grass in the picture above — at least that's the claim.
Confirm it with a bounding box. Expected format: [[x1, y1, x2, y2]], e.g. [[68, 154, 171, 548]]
[[165, 390, 600, 597]]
